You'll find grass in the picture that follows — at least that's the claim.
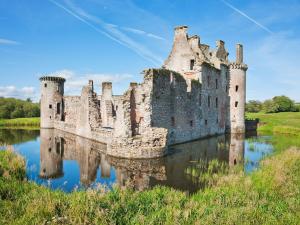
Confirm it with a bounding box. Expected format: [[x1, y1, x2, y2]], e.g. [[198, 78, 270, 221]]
[[247, 112, 300, 136], [0, 146, 299, 224], [0, 117, 40, 128]]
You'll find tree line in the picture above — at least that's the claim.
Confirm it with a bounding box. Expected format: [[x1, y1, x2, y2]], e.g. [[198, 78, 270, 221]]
[[246, 96, 300, 113], [0, 97, 40, 119]]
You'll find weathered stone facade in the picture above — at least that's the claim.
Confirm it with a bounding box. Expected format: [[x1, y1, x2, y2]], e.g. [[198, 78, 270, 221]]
[[40, 26, 247, 159]]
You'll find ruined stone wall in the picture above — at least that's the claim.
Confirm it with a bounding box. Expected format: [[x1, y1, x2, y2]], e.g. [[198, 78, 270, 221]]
[[200, 64, 228, 137], [108, 72, 168, 158], [150, 69, 203, 144], [63, 96, 80, 125]]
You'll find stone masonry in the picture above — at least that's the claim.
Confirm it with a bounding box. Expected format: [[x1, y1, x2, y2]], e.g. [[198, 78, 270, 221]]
[[40, 26, 247, 159]]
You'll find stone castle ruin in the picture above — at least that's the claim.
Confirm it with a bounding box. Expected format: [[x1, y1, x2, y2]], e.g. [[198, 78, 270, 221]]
[[40, 26, 247, 158]]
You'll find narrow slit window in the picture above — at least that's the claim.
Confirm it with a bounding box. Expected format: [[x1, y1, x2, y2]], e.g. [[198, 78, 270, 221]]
[[205, 120, 208, 126], [190, 120, 193, 127], [56, 142, 60, 154], [190, 59, 195, 70], [208, 96, 211, 107], [171, 117, 175, 126], [44, 83, 47, 88], [199, 94, 202, 106], [215, 79, 218, 89], [235, 85, 239, 92], [57, 103, 61, 114], [207, 76, 210, 87], [216, 97, 218, 108], [235, 101, 238, 107], [49, 104, 52, 109]]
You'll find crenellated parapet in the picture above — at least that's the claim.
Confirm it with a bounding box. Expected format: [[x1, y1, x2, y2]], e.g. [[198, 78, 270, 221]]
[[39, 76, 66, 82], [229, 62, 248, 71]]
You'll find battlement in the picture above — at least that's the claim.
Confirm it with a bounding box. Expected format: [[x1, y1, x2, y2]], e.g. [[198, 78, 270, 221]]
[[229, 62, 248, 71], [39, 76, 66, 82]]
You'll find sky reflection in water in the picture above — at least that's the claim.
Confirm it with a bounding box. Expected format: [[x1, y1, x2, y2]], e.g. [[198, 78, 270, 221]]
[[0, 129, 273, 193]]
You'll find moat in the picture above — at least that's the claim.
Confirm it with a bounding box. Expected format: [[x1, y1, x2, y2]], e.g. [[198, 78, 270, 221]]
[[0, 129, 273, 193]]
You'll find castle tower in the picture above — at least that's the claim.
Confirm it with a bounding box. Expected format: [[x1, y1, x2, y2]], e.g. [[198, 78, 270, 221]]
[[101, 82, 113, 128], [40, 76, 65, 128], [229, 133, 245, 167], [39, 129, 64, 179], [229, 44, 248, 133]]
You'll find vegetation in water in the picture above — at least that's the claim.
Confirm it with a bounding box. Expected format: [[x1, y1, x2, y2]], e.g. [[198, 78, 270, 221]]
[[0, 97, 40, 119], [185, 159, 232, 187]]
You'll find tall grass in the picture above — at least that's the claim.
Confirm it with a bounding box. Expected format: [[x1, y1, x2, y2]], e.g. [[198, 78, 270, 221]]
[[0, 117, 40, 128], [0, 147, 299, 224]]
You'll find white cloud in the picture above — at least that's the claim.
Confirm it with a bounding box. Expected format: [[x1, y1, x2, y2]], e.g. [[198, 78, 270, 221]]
[[48, 69, 75, 79], [0, 86, 36, 100], [47, 69, 134, 96], [0, 38, 20, 45]]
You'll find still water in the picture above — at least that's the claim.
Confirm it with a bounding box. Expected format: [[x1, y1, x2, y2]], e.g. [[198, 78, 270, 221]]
[[0, 129, 273, 193]]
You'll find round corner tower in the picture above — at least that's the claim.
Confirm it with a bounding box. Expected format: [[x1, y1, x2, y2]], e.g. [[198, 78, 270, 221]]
[[229, 44, 248, 133], [40, 76, 65, 128]]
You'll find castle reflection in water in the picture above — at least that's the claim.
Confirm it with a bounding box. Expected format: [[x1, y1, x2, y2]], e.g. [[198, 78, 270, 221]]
[[40, 129, 245, 193]]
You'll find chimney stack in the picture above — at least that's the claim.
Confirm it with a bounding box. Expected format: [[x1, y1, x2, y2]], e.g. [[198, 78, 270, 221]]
[[174, 25, 188, 39], [102, 82, 112, 99], [236, 44, 243, 64]]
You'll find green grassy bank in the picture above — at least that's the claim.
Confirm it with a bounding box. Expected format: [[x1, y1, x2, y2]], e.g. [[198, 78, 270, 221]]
[[0, 147, 299, 224], [247, 112, 300, 136], [0, 118, 40, 128]]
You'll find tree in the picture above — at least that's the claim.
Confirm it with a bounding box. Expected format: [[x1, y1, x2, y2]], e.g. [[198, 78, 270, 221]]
[[246, 100, 263, 113], [262, 100, 279, 113], [272, 96, 295, 112], [0, 97, 40, 119]]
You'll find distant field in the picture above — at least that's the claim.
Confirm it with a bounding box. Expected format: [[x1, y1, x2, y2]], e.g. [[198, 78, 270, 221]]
[[246, 112, 300, 135], [0, 118, 40, 128]]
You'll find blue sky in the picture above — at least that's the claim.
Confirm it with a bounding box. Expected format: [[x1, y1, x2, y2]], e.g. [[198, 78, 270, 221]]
[[0, 0, 300, 102]]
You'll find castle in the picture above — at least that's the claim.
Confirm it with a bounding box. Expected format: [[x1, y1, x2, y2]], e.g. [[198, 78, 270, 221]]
[[40, 26, 247, 159]]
